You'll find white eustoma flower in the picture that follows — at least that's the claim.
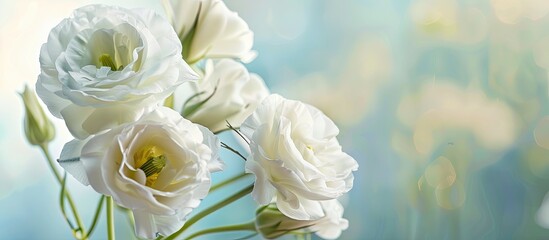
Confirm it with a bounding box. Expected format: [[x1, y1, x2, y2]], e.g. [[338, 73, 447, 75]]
[[182, 59, 269, 133], [36, 4, 196, 139], [241, 94, 358, 220], [58, 107, 222, 239], [164, 0, 255, 63]]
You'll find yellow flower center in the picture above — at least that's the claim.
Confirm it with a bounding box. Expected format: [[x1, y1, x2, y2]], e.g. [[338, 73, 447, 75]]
[[134, 146, 167, 187], [99, 54, 123, 71]]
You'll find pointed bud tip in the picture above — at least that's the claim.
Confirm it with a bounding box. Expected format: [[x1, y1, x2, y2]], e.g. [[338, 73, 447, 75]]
[[19, 85, 55, 145]]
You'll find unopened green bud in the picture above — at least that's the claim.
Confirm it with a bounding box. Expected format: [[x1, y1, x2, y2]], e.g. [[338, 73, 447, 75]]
[[255, 204, 315, 239], [19, 85, 55, 145]]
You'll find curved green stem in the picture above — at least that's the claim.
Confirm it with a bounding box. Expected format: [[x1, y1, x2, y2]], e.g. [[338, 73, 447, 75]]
[[184, 221, 256, 240], [165, 184, 254, 240], [107, 196, 115, 240], [59, 173, 76, 230], [84, 196, 105, 239], [209, 172, 249, 193], [39, 144, 87, 239]]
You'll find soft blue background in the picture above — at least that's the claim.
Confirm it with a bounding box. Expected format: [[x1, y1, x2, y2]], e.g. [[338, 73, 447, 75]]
[[2, 0, 549, 239]]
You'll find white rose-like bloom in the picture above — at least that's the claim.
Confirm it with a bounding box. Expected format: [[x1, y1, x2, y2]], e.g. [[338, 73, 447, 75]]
[[164, 0, 255, 63], [308, 200, 349, 239], [241, 94, 359, 220], [183, 59, 269, 132], [58, 107, 222, 238], [37, 4, 196, 139]]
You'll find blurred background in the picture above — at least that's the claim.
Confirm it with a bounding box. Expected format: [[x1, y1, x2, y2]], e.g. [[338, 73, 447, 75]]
[[2, 0, 549, 239]]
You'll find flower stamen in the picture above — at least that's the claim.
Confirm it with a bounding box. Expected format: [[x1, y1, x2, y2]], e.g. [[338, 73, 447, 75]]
[[135, 146, 167, 187], [140, 155, 167, 177]]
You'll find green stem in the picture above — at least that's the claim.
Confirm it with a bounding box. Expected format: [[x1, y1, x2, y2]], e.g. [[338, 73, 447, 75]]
[[225, 121, 248, 145], [164, 184, 254, 240], [39, 144, 87, 239], [107, 196, 115, 240], [84, 196, 105, 239], [184, 221, 256, 240], [59, 173, 76, 231], [220, 142, 247, 161], [209, 172, 249, 193]]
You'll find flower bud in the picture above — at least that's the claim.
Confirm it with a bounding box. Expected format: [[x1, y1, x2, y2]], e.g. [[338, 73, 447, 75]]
[[20, 85, 55, 145], [255, 200, 349, 239], [254, 204, 316, 239]]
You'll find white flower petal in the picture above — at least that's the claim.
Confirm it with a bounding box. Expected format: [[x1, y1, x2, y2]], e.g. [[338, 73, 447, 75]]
[[276, 193, 324, 221], [242, 94, 358, 221], [133, 210, 158, 239], [197, 125, 224, 172], [309, 200, 349, 239], [246, 159, 276, 205], [58, 139, 90, 185], [184, 59, 269, 132], [167, 0, 254, 63]]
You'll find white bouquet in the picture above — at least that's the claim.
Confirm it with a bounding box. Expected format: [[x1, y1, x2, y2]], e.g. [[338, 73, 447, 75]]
[[20, 1, 358, 239]]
